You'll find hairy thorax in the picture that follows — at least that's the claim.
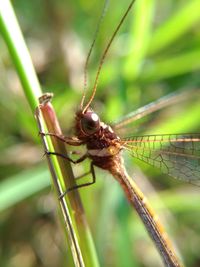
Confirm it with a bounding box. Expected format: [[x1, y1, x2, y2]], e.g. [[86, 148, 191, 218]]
[[86, 122, 122, 170]]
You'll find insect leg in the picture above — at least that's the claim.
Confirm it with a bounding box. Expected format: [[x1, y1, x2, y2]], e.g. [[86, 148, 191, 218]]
[[45, 150, 87, 164], [59, 162, 96, 199], [40, 131, 83, 146]]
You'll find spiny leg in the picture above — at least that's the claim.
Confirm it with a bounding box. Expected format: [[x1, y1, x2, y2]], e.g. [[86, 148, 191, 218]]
[[45, 150, 95, 197], [40, 132, 82, 146], [45, 150, 88, 164], [45, 150, 92, 179], [59, 162, 96, 199]]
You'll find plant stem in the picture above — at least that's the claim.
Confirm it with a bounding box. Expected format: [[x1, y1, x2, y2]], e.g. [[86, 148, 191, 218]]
[[0, 0, 41, 111], [0, 1, 99, 266]]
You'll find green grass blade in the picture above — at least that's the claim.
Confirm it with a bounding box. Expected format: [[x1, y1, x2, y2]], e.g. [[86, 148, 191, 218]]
[[0, 167, 50, 212], [0, 0, 41, 111], [142, 49, 200, 82], [123, 0, 155, 80], [148, 0, 200, 55]]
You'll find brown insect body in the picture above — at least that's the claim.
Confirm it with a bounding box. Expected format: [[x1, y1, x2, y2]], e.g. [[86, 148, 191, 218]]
[[74, 108, 182, 267]]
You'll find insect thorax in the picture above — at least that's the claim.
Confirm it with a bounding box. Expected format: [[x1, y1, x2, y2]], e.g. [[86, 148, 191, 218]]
[[85, 122, 122, 172]]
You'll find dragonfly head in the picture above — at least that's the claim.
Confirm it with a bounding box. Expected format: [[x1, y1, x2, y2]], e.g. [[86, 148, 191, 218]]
[[75, 108, 100, 138]]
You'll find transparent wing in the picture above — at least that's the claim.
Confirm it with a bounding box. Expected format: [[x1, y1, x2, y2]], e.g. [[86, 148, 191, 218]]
[[122, 133, 200, 185], [113, 89, 198, 130]]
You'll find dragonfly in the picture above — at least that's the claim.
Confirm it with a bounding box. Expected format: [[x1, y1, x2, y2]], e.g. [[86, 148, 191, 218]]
[[39, 1, 200, 266]]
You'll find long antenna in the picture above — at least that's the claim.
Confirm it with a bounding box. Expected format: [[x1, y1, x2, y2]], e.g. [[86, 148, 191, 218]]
[[83, 0, 136, 113], [80, 0, 110, 109]]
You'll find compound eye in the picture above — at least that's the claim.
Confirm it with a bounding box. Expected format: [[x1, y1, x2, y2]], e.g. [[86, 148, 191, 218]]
[[80, 112, 100, 135]]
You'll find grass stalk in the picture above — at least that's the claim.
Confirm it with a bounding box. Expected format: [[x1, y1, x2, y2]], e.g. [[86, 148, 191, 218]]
[[0, 1, 99, 266]]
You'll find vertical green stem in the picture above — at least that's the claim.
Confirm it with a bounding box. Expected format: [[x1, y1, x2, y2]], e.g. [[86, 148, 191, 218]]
[[0, 0, 41, 110], [0, 1, 99, 267]]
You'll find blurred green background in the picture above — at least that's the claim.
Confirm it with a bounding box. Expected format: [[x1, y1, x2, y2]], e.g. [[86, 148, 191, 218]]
[[0, 0, 200, 266]]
